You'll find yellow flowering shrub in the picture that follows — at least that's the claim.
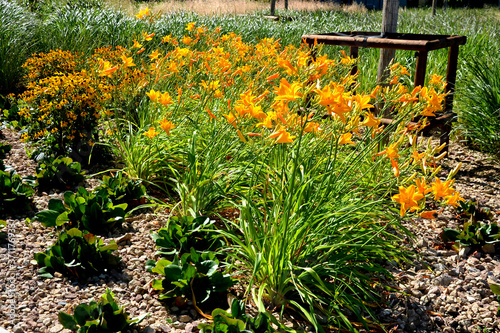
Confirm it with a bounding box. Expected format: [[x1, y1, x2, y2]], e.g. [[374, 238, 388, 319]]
[[17, 46, 153, 158]]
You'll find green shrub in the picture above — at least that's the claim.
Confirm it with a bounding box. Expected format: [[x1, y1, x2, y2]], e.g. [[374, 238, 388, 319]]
[[95, 171, 147, 210], [0, 169, 35, 215], [152, 215, 224, 258], [58, 288, 147, 333], [35, 187, 127, 234], [0, 141, 11, 156], [33, 228, 121, 279], [36, 156, 85, 190], [146, 250, 237, 306]]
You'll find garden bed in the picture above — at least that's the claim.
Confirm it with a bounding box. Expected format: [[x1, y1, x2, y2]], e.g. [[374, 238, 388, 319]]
[[1, 128, 499, 333], [1, 3, 500, 333]]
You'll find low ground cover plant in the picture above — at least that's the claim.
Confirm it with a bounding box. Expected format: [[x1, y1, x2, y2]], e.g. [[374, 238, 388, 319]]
[[33, 227, 120, 280], [152, 215, 225, 257], [58, 288, 148, 332], [146, 250, 237, 308], [0, 168, 35, 216], [198, 299, 275, 333], [95, 171, 147, 210], [441, 199, 500, 254], [35, 155, 85, 190], [35, 187, 127, 234]]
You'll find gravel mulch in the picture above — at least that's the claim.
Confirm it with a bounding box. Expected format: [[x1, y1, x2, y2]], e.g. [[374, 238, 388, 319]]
[[1, 128, 499, 333]]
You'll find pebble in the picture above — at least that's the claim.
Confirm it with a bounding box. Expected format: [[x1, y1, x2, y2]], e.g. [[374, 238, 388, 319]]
[[179, 315, 192, 323], [49, 324, 64, 333]]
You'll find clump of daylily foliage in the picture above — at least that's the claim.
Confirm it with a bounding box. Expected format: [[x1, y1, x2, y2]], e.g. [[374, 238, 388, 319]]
[[18, 12, 465, 331]]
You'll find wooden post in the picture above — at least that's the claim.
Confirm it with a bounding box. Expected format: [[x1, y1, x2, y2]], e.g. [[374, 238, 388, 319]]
[[432, 0, 436, 15], [285, 0, 288, 10], [377, 0, 399, 84], [414, 50, 428, 88], [349, 46, 359, 77], [270, 0, 276, 16]]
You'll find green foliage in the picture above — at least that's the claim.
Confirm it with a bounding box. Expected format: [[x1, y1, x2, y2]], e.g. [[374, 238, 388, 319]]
[[1, 102, 26, 129], [0, 169, 35, 215], [33, 228, 120, 279], [36, 156, 85, 190], [152, 216, 224, 258], [489, 284, 500, 316], [58, 288, 147, 333], [35, 187, 127, 234], [146, 249, 237, 305], [0, 0, 39, 94], [441, 200, 499, 253], [0, 141, 11, 172], [198, 299, 275, 333], [0, 220, 6, 244], [95, 171, 147, 209], [0, 141, 11, 156], [455, 55, 500, 155]]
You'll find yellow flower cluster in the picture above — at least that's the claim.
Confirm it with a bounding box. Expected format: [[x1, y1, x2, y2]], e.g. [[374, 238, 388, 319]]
[[392, 175, 463, 217]]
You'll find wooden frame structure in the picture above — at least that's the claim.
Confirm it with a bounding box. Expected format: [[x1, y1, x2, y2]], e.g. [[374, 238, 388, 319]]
[[301, 32, 467, 147]]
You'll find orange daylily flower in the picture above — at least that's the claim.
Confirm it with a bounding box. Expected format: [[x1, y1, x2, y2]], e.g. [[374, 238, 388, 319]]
[[159, 118, 175, 135], [182, 36, 193, 45], [304, 121, 320, 133], [269, 127, 295, 144], [162, 34, 173, 44], [375, 143, 400, 159], [143, 127, 159, 139], [132, 40, 142, 48], [274, 78, 302, 102], [257, 116, 273, 129], [186, 22, 196, 31], [148, 49, 162, 61], [146, 89, 161, 102], [392, 185, 424, 217], [143, 32, 155, 41], [430, 177, 454, 201], [415, 177, 432, 196], [159, 92, 173, 107], [353, 94, 373, 111], [429, 74, 444, 85], [200, 80, 220, 91], [98, 61, 118, 77], [135, 7, 150, 19], [411, 150, 425, 164], [223, 113, 237, 128], [445, 191, 464, 207], [120, 55, 135, 67], [338, 133, 355, 145], [420, 210, 438, 219], [361, 111, 380, 128]]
